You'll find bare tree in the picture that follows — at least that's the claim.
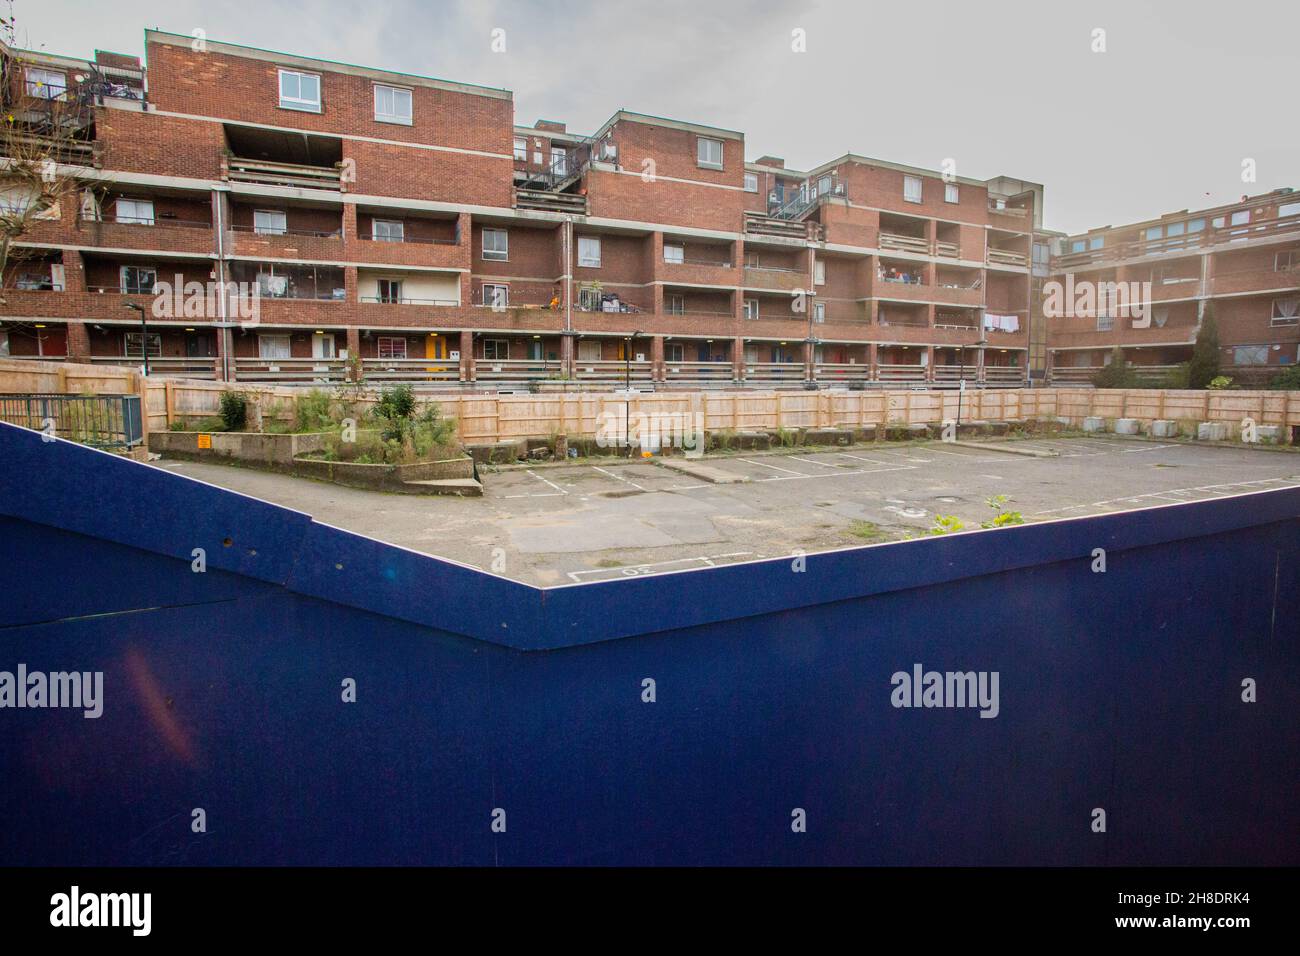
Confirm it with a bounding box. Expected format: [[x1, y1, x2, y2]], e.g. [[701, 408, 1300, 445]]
[[0, 41, 102, 304]]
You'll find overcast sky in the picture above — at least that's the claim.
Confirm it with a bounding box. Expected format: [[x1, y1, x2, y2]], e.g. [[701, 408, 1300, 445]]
[[14, 0, 1298, 235]]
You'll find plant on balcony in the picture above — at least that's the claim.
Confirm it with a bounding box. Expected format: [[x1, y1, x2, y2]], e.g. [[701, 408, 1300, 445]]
[[1188, 305, 1221, 389]]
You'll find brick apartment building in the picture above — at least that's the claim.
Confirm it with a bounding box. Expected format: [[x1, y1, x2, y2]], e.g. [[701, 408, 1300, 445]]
[[1, 31, 1296, 389]]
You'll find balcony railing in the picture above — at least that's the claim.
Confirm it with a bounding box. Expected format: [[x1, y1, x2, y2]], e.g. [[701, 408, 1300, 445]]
[[474, 359, 563, 382], [80, 214, 213, 231], [233, 358, 346, 383], [984, 366, 1027, 384], [87, 355, 217, 379], [663, 361, 735, 381], [875, 363, 927, 382], [987, 248, 1029, 267], [814, 363, 871, 380], [361, 296, 459, 306], [0, 393, 142, 447], [744, 362, 805, 381], [356, 233, 458, 245], [573, 360, 654, 382], [230, 224, 342, 239], [226, 157, 344, 191], [878, 232, 929, 255], [364, 358, 461, 382]]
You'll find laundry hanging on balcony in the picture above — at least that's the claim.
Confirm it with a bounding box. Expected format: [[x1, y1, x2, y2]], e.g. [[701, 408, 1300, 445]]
[[982, 313, 1020, 333]]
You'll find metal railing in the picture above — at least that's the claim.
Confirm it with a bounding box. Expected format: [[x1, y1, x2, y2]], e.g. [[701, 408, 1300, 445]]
[[0, 393, 142, 448], [230, 224, 342, 239], [361, 296, 459, 306]]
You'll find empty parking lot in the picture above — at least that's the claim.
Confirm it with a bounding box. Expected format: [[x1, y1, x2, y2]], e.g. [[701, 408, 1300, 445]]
[[152, 436, 1300, 587]]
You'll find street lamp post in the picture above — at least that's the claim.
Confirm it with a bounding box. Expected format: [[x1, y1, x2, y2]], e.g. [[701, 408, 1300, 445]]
[[124, 303, 149, 376], [625, 330, 643, 457], [955, 337, 989, 434]]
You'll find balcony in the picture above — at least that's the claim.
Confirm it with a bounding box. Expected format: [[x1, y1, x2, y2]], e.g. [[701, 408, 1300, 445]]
[[229, 225, 344, 261], [659, 257, 735, 287], [876, 363, 927, 384], [743, 265, 805, 292], [1211, 266, 1300, 297], [233, 357, 346, 383], [87, 355, 217, 379], [744, 212, 821, 241], [77, 214, 214, 254], [1046, 318, 1197, 351], [744, 362, 806, 383], [987, 248, 1028, 268], [514, 188, 587, 215], [365, 357, 461, 382], [878, 232, 929, 256], [352, 234, 466, 269], [226, 157, 344, 191], [663, 360, 735, 383]]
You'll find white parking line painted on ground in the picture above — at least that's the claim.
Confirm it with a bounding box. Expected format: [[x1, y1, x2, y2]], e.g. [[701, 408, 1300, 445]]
[[525, 470, 569, 494], [736, 457, 811, 476], [1031, 476, 1300, 516], [788, 455, 844, 469], [567, 551, 754, 582], [755, 465, 912, 483], [1119, 443, 1177, 453], [502, 492, 566, 499], [836, 452, 916, 467], [980, 474, 1004, 480], [592, 465, 648, 491]]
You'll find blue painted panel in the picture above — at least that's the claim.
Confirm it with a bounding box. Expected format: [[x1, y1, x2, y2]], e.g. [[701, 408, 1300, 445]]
[[0, 419, 1296, 865]]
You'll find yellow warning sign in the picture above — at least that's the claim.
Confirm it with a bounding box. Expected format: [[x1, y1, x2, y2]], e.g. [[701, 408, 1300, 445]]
[[197, 433, 212, 449]]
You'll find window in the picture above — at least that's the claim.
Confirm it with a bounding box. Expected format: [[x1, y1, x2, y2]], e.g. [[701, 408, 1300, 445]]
[[532, 150, 542, 165], [1187, 218, 1206, 233], [663, 244, 684, 265], [377, 336, 407, 360], [253, 209, 287, 236], [1272, 297, 1300, 326], [26, 68, 67, 99], [377, 279, 403, 304], [373, 85, 412, 124], [577, 237, 601, 267], [813, 301, 826, 322], [1166, 221, 1185, 237], [1276, 250, 1299, 272], [744, 173, 758, 193], [551, 149, 567, 176], [1233, 345, 1268, 365], [814, 260, 826, 285], [279, 70, 321, 112], [1153, 307, 1170, 328], [372, 219, 405, 242], [944, 183, 959, 204], [744, 298, 759, 320], [482, 228, 508, 261], [513, 137, 527, 162], [665, 343, 685, 363], [1230, 210, 1250, 226], [257, 334, 291, 360], [119, 265, 157, 295], [578, 340, 602, 361], [1070, 239, 1085, 254], [257, 269, 290, 298], [697, 137, 723, 169], [1089, 235, 1104, 250], [483, 339, 510, 361], [903, 175, 922, 203], [1096, 314, 1114, 332], [666, 294, 685, 315], [1145, 226, 1163, 242], [115, 198, 155, 226], [482, 283, 509, 308], [0, 331, 7, 357], [124, 332, 162, 358], [1279, 201, 1300, 219]]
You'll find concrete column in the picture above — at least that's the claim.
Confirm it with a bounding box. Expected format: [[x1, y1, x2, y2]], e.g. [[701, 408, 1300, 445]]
[[216, 326, 233, 381], [346, 328, 361, 382], [65, 321, 91, 361], [56, 247, 84, 295], [732, 335, 746, 382], [925, 345, 936, 383], [341, 202, 358, 244], [803, 339, 816, 383], [651, 334, 665, 383], [867, 342, 878, 382], [459, 329, 475, 382], [560, 332, 575, 381], [976, 345, 987, 384]]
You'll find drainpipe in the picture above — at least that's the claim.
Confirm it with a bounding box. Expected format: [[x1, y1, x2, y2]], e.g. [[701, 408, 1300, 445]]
[[213, 185, 231, 381]]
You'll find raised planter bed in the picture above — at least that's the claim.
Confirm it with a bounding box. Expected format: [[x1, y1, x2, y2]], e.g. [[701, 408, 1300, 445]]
[[291, 453, 479, 496], [148, 430, 326, 465]]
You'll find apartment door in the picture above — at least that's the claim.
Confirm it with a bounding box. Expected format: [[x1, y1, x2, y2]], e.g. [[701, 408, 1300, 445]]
[[185, 330, 215, 358], [312, 335, 336, 359], [425, 334, 448, 359]]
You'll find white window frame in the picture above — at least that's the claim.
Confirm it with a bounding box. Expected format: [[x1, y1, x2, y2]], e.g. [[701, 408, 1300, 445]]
[[373, 84, 412, 125], [513, 137, 527, 162], [1271, 297, 1300, 326], [744, 298, 759, 320], [813, 301, 826, 322], [666, 294, 685, 315], [577, 237, 601, 268], [697, 137, 723, 170], [1233, 345, 1268, 366], [551, 148, 568, 176], [26, 67, 67, 100], [743, 173, 758, 193], [119, 265, 157, 295], [376, 336, 408, 360], [0, 331, 8, 357], [665, 342, 685, 363], [903, 175, 923, 204], [372, 219, 405, 243], [944, 183, 959, 204], [483, 338, 510, 361], [115, 198, 155, 226], [663, 244, 684, 265], [253, 209, 287, 236], [814, 260, 826, 285], [377, 278, 403, 304], [482, 228, 509, 261], [278, 69, 321, 113], [482, 283, 509, 308], [257, 334, 291, 360]]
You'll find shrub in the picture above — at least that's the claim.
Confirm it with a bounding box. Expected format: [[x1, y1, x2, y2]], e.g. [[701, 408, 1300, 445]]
[[218, 391, 248, 432], [294, 388, 335, 432], [1268, 366, 1300, 390], [1207, 376, 1234, 390], [1188, 304, 1221, 389], [1090, 347, 1135, 388]]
